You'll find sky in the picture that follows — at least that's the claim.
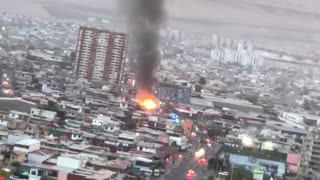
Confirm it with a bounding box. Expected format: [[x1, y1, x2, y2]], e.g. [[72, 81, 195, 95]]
[[0, 0, 320, 53], [1, 0, 319, 18]]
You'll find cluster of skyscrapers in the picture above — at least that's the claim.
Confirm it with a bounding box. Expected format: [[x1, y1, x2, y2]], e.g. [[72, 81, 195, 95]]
[[72, 28, 264, 85], [210, 34, 263, 66]]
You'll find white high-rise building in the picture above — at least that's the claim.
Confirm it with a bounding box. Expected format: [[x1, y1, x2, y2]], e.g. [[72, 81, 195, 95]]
[[210, 35, 263, 66], [166, 29, 184, 42], [299, 136, 320, 179]]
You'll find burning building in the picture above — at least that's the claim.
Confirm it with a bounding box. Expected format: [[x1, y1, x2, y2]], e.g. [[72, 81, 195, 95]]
[[125, 0, 166, 111]]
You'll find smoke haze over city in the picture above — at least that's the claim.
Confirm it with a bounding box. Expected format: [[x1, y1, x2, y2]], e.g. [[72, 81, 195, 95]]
[[0, 0, 320, 180]]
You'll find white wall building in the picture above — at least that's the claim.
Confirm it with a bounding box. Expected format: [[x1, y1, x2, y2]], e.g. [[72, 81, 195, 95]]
[[7, 134, 32, 145], [168, 134, 188, 147], [137, 141, 162, 154], [0, 119, 8, 127], [71, 133, 83, 141], [210, 34, 264, 66], [14, 139, 40, 153], [117, 132, 139, 146], [57, 154, 86, 169], [31, 108, 56, 120], [28, 150, 54, 163], [92, 114, 112, 127], [278, 112, 305, 129], [59, 101, 83, 113], [165, 29, 184, 42], [103, 123, 120, 134], [165, 121, 177, 134], [92, 114, 120, 133]]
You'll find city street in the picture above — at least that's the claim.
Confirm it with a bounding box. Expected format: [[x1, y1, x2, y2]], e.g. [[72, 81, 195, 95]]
[[153, 140, 221, 180], [0, 1, 317, 180]]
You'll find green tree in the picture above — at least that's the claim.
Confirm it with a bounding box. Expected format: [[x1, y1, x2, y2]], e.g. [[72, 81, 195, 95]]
[[199, 77, 207, 85], [226, 166, 253, 180], [207, 127, 224, 139], [171, 141, 178, 147], [0, 169, 12, 177], [86, 161, 93, 167], [304, 100, 312, 111], [126, 121, 136, 130], [207, 158, 219, 170], [301, 87, 310, 95], [11, 161, 20, 167], [70, 51, 76, 62], [263, 175, 271, 180], [244, 95, 259, 105]]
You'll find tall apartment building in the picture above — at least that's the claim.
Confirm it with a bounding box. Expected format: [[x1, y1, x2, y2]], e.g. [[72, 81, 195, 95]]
[[299, 135, 320, 180], [73, 26, 127, 83]]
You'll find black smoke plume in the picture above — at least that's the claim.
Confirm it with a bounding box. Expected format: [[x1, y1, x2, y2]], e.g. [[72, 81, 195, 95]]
[[126, 0, 166, 93]]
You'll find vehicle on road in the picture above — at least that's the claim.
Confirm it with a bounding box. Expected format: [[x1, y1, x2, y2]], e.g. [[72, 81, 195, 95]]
[[153, 169, 160, 177], [186, 169, 196, 178], [132, 157, 162, 177]]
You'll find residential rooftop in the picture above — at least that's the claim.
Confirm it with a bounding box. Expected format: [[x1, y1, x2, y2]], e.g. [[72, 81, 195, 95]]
[[221, 145, 287, 162], [15, 139, 40, 146]]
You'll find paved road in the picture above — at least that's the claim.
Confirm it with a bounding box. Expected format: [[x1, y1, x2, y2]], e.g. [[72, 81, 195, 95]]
[[153, 142, 221, 180]]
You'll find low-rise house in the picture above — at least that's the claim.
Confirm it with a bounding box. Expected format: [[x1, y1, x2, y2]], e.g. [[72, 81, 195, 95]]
[[168, 133, 188, 148], [286, 153, 301, 175], [0, 118, 8, 127], [7, 133, 32, 145], [13, 139, 41, 153], [105, 160, 132, 173], [0, 118, 17, 129], [48, 128, 83, 142], [57, 154, 87, 169], [165, 120, 176, 134], [0, 98, 37, 113], [104, 136, 118, 153], [70, 132, 83, 142], [91, 114, 121, 133], [15, 71, 33, 81], [136, 141, 163, 154], [15, 153, 117, 180], [103, 122, 121, 134], [9, 111, 30, 121], [28, 149, 55, 163], [30, 108, 57, 121], [59, 101, 83, 113], [92, 115, 110, 126], [9, 151, 27, 165], [0, 130, 9, 139], [219, 146, 286, 178], [182, 121, 193, 137], [23, 125, 40, 137], [117, 132, 139, 152]]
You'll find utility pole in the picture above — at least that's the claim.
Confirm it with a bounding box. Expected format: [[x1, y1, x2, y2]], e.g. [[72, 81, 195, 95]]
[[230, 166, 234, 180]]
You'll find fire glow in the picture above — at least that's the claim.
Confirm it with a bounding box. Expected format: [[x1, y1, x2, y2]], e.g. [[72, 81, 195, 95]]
[[137, 89, 159, 111]]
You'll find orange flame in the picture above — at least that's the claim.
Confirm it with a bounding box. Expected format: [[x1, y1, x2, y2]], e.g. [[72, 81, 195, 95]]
[[136, 89, 159, 111]]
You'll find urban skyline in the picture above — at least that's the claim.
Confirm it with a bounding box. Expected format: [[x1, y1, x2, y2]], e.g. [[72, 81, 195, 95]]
[[0, 1, 317, 180]]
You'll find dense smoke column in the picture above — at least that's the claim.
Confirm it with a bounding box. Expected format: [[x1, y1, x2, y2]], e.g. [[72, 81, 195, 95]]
[[127, 0, 165, 93]]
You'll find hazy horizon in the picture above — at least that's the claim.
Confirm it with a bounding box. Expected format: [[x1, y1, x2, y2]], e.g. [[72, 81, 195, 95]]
[[1, 0, 320, 55]]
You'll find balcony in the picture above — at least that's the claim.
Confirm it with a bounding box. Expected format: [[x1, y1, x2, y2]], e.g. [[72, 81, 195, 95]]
[[313, 141, 320, 147], [311, 152, 320, 159], [310, 158, 320, 166]]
